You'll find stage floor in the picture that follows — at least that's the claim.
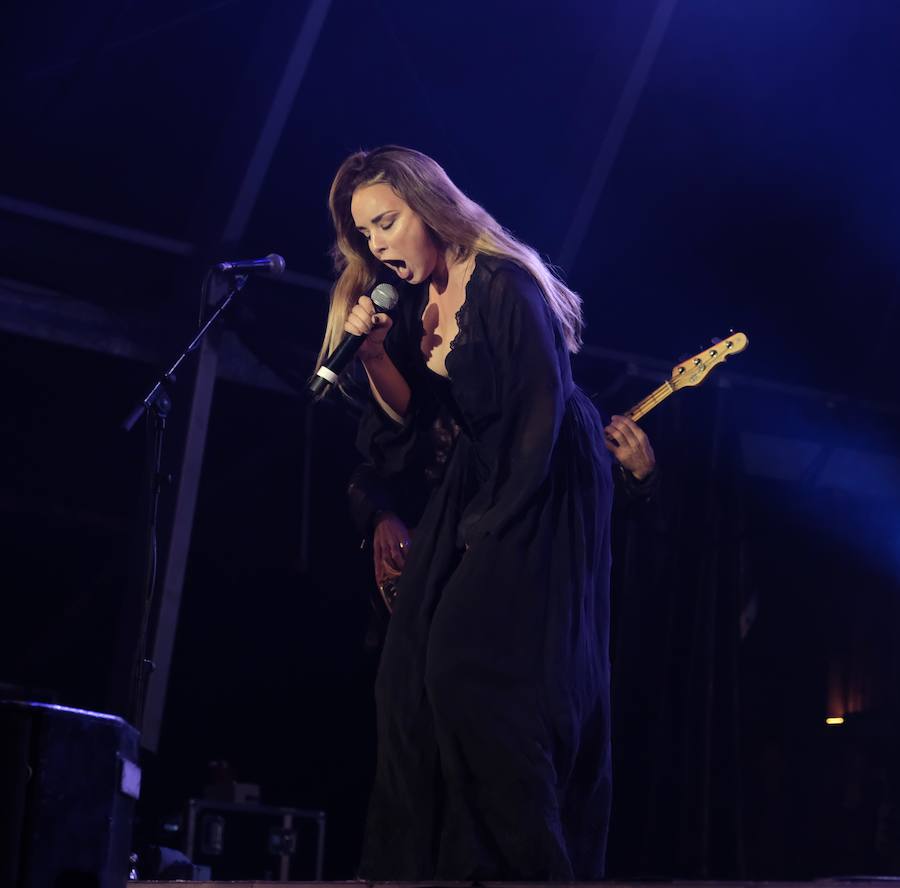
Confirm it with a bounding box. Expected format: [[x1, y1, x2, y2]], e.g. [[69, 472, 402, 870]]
[[132, 881, 900, 887]]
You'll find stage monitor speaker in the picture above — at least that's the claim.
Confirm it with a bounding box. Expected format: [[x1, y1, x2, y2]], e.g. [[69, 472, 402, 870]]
[[0, 699, 140, 888]]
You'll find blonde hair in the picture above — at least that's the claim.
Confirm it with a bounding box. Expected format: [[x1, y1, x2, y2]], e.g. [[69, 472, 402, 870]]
[[317, 145, 583, 375]]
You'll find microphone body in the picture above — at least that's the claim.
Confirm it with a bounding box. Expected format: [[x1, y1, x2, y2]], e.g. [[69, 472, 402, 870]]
[[216, 253, 286, 275], [309, 283, 400, 397]]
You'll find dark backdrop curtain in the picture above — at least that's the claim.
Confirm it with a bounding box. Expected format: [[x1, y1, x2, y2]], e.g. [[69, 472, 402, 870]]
[[606, 379, 748, 878]]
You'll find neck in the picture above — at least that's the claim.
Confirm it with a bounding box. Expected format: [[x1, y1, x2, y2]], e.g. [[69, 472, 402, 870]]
[[428, 249, 451, 294], [429, 248, 469, 296]]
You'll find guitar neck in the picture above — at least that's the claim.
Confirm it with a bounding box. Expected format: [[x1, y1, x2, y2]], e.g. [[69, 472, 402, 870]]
[[621, 331, 747, 423], [625, 380, 675, 422]]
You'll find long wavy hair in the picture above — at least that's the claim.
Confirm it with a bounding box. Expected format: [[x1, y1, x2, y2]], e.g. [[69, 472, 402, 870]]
[[317, 145, 583, 375]]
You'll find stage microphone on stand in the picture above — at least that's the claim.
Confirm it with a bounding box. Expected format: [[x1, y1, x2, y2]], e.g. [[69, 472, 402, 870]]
[[308, 282, 400, 398], [216, 253, 286, 275]]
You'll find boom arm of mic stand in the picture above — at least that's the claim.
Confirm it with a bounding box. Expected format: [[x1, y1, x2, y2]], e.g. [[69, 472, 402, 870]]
[[122, 274, 249, 432]]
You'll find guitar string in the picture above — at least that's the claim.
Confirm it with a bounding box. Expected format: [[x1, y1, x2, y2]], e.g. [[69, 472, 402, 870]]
[[628, 387, 671, 416], [632, 394, 668, 410]]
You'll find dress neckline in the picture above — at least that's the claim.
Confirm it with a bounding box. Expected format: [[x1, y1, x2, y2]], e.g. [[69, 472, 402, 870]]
[[418, 252, 482, 381]]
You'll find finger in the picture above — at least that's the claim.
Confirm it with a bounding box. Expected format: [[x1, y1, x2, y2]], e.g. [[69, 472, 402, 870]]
[[349, 305, 375, 328], [351, 300, 374, 318], [613, 415, 649, 446], [374, 533, 392, 566], [614, 424, 639, 453], [358, 295, 375, 312], [345, 317, 371, 336], [369, 315, 393, 341], [388, 534, 408, 566], [382, 561, 402, 580], [386, 541, 405, 571], [380, 535, 399, 570], [608, 417, 640, 451]]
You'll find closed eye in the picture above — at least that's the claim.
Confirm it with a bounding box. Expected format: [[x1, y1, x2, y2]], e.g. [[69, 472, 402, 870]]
[[356, 212, 397, 239]]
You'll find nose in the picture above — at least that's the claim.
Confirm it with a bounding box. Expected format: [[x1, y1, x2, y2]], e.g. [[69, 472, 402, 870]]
[[369, 230, 387, 256]]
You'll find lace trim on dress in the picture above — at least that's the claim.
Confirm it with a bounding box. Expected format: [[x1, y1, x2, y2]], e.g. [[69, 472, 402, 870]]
[[445, 253, 483, 370]]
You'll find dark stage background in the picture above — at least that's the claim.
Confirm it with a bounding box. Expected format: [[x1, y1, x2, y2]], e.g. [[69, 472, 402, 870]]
[[2, 0, 900, 879]]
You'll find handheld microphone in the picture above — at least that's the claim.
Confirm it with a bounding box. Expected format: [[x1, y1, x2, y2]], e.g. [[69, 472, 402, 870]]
[[309, 282, 400, 397], [216, 253, 286, 275]]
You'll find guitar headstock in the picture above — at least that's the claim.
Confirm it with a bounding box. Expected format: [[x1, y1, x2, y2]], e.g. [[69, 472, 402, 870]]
[[669, 332, 748, 390]]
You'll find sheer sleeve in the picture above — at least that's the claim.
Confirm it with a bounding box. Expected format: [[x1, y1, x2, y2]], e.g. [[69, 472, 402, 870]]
[[457, 265, 568, 547], [356, 388, 421, 477], [354, 288, 428, 477], [347, 461, 398, 537], [615, 462, 660, 505]]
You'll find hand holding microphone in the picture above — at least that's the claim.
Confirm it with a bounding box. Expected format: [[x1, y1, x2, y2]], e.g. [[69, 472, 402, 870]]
[[308, 282, 399, 397], [345, 293, 394, 361]]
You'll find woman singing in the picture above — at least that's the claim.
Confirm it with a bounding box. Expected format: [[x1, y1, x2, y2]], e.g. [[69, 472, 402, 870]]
[[318, 146, 614, 880]]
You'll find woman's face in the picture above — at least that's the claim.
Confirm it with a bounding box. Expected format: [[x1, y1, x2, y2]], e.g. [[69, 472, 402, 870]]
[[350, 183, 439, 285]]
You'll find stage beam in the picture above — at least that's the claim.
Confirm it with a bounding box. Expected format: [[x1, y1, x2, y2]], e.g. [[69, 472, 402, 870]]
[[138, 0, 334, 751], [558, 0, 679, 272]]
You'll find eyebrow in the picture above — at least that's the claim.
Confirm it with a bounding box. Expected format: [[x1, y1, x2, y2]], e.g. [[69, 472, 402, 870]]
[[355, 210, 395, 232]]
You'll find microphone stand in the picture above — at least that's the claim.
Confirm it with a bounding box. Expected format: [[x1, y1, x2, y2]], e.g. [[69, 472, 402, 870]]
[[121, 271, 249, 734]]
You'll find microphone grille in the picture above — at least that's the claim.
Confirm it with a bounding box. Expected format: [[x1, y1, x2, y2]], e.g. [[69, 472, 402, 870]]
[[266, 253, 286, 275], [371, 283, 400, 311]]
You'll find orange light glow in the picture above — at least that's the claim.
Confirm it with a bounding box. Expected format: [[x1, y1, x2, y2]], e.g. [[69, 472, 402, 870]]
[[825, 717, 844, 725]]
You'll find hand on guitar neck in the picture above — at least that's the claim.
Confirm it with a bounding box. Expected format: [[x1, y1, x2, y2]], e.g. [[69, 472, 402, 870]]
[[604, 415, 656, 481], [603, 331, 748, 482]]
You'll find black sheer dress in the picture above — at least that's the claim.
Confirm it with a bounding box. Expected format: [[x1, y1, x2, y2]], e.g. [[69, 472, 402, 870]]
[[356, 254, 614, 880]]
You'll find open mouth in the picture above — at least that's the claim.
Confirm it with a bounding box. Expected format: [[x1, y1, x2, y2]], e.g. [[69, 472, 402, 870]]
[[384, 259, 406, 269]]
